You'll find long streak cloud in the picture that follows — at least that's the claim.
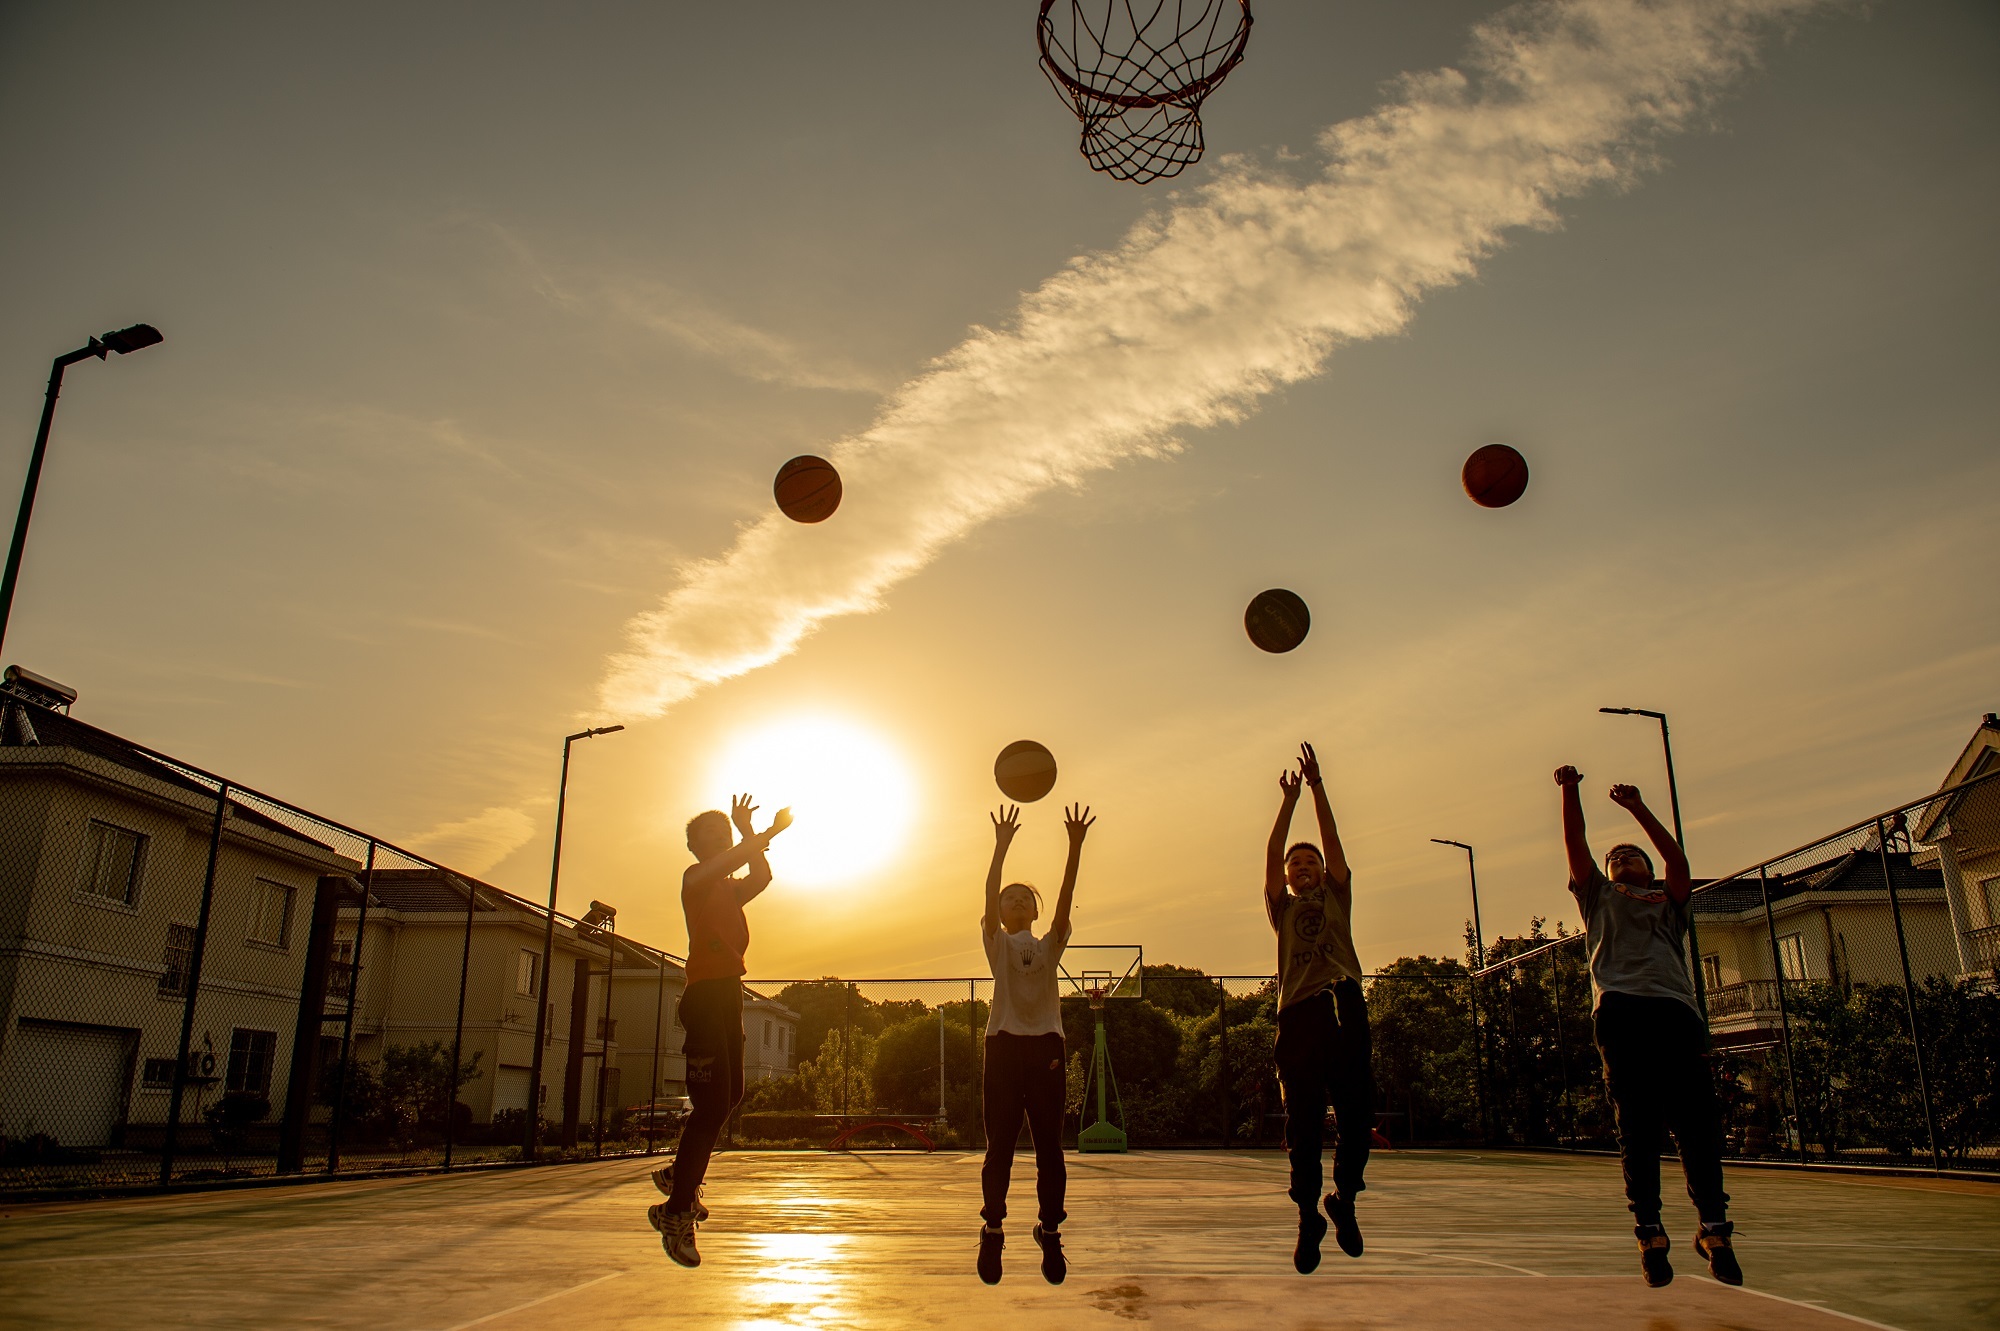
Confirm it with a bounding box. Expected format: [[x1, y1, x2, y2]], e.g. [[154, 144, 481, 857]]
[[600, 0, 1827, 718]]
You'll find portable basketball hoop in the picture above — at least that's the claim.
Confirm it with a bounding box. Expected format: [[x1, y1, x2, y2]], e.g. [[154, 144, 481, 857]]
[[1037, 0, 1253, 184], [1061, 945, 1141, 1152]]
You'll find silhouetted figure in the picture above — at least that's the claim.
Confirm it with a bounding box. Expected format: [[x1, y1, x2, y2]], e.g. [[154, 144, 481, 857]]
[[976, 802, 1092, 1286], [1265, 741, 1372, 1273], [648, 793, 792, 1268], [1554, 766, 1741, 1288]]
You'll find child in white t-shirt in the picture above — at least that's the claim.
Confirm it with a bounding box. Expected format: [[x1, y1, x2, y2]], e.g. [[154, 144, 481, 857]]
[[976, 802, 1092, 1287]]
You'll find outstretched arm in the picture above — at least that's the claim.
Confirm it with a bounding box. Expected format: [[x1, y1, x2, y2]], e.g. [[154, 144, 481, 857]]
[[1556, 766, 1593, 891], [1049, 804, 1093, 940], [1299, 743, 1351, 905], [684, 794, 791, 894], [734, 797, 791, 905], [1266, 769, 1302, 928], [1609, 784, 1692, 904], [983, 805, 1019, 939]]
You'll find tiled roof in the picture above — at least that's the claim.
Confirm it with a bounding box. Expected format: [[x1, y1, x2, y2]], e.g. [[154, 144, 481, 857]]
[[364, 868, 502, 913], [1691, 849, 1941, 917]]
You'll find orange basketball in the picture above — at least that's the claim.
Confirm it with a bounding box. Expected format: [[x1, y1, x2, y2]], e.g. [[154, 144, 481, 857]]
[[1461, 443, 1529, 508], [994, 739, 1058, 803], [1244, 588, 1310, 654], [774, 455, 842, 523]]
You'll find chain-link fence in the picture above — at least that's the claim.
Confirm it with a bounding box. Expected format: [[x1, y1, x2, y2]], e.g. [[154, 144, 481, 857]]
[[0, 690, 693, 1197], [1471, 768, 2000, 1173]]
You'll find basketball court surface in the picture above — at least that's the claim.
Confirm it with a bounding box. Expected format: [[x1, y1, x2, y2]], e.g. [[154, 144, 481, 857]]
[[5, 1150, 1994, 1330]]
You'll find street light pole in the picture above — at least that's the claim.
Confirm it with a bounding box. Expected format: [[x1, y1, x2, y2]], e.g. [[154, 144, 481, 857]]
[[1432, 838, 1489, 1141], [1, 324, 164, 658], [1599, 707, 1709, 1025], [523, 724, 625, 1158]]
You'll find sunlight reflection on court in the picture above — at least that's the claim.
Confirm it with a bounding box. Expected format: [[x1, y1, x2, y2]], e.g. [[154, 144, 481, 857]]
[[730, 1232, 853, 1329]]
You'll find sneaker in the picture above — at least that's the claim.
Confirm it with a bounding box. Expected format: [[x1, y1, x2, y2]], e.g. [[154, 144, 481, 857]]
[[649, 1163, 709, 1221], [1033, 1223, 1066, 1285], [1694, 1222, 1742, 1286], [648, 1203, 700, 1268], [1325, 1194, 1363, 1258], [977, 1224, 1004, 1285], [1635, 1224, 1672, 1288], [1294, 1208, 1328, 1274]]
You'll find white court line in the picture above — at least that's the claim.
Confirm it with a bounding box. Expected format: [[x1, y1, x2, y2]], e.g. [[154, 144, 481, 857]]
[[1728, 1285, 1909, 1331], [434, 1271, 626, 1331], [1368, 1248, 1546, 1277]]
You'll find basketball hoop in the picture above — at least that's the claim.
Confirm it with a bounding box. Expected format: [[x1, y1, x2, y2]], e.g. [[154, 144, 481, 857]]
[[1037, 0, 1253, 184]]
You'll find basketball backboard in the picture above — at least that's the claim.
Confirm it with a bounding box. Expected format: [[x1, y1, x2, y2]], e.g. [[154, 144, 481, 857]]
[[1060, 944, 1142, 1001]]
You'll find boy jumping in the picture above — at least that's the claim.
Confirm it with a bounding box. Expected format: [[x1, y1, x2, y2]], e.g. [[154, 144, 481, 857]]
[[649, 792, 791, 1268], [1265, 741, 1373, 1274], [1555, 765, 1740, 1288]]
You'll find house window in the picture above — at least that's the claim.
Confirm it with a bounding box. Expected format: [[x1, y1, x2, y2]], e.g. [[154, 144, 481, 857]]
[[763, 1019, 773, 1048], [1982, 876, 2000, 929], [158, 924, 196, 999], [544, 1002, 555, 1045], [1776, 933, 1808, 980], [226, 1029, 277, 1097], [249, 879, 295, 948], [672, 999, 682, 1029], [142, 1057, 179, 1089], [81, 820, 145, 905], [1701, 955, 1721, 990], [328, 938, 356, 1000], [517, 949, 540, 998]]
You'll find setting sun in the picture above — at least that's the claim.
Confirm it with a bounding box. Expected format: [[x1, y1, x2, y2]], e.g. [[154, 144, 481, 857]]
[[708, 715, 917, 887]]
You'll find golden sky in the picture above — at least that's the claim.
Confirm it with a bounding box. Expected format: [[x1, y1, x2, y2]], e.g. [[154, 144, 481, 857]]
[[2, 1, 1995, 977]]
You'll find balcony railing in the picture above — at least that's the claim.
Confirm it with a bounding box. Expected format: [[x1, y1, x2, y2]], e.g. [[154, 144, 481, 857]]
[[1967, 925, 2000, 972], [1706, 979, 1788, 1020]]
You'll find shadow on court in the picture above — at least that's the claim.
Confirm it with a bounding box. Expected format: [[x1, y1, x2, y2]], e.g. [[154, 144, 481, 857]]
[[2, 1150, 1992, 1330]]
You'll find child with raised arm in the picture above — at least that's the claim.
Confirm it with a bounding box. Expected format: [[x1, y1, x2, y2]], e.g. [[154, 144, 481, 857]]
[[648, 792, 791, 1269], [1264, 741, 1373, 1274], [976, 802, 1092, 1287], [1554, 765, 1739, 1289]]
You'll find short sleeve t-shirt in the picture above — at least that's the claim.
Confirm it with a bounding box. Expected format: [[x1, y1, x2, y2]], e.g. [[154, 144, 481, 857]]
[[1270, 876, 1364, 1012], [1574, 866, 1697, 1013], [682, 875, 749, 985], [984, 922, 1071, 1038]]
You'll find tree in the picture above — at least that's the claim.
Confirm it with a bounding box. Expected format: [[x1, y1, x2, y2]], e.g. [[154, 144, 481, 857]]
[[1367, 957, 1479, 1144]]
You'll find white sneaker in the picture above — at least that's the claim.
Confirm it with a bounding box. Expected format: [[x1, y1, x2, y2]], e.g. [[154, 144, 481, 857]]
[[650, 1162, 709, 1221], [648, 1203, 700, 1268]]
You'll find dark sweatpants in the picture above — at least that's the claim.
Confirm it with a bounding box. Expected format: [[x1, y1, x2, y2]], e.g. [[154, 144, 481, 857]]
[[1592, 990, 1729, 1226], [1275, 979, 1374, 1209], [980, 1031, 1067, 1230], [668, 977, 745, 1214]]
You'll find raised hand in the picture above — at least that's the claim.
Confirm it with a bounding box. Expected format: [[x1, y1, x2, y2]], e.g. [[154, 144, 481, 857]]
[[991, 804, 1021, 844], [1279, 768, 1303, 801], [1064, 804, 1096, 844], [1608, 783, 1643, 809], [1298, 741, 1322, 786], [765, 806, 794, 838], [1554, 765, 1583, 788]]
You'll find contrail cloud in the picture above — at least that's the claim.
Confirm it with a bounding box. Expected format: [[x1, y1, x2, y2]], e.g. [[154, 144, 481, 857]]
[[600, 0, 1828, 718]]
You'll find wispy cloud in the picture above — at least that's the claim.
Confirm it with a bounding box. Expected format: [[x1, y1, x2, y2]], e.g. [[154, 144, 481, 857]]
[[407, 804, 539, 875], [599, 0, 1829, 718]]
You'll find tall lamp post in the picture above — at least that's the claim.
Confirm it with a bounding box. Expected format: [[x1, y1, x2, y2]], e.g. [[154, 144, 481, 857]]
[[1599, 706, 1709, 1025], [1, 324, 165, 658], [523, 724, 624, 1157], [1432, 838, 1489, 1140]]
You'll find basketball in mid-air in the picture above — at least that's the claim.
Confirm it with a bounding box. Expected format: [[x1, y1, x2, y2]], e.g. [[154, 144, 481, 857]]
[[994, 740, 1059, 803], [1244, 589, 1311, 654], [774, 455, 842, 523], [1461, 443, 1529, 508]]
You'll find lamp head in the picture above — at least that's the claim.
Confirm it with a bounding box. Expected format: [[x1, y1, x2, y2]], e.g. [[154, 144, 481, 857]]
[[99, 324, 163, 355]]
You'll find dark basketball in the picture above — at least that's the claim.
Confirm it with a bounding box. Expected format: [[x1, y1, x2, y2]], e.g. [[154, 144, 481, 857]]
[[994, 739, 1059, 803], [1462, 443, 1529, 508], [1244, 589, 1310, 654], [774, 455, 842, 523]]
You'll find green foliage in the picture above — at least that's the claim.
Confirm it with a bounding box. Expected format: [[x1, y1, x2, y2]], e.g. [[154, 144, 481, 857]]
[[1367, 957, 1481, 1143], [320, 1041, 483, 1148]]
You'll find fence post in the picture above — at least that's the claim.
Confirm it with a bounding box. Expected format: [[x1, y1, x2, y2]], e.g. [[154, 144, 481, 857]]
[[1465, 970, 1489, 1146], [160, 781, 230, 1187], [969, 980, 979, 1148], [1876, 819, 1943, 1172], [443, 874, 476, 1169], [1548, 949, 1573, 1146], [1756, 865, 1808, 1165], [327, 842, 375, 1173], [1216, 978, 1229, 1148], [842, 984, 852, 1117], [648, 951, 666, 1156]]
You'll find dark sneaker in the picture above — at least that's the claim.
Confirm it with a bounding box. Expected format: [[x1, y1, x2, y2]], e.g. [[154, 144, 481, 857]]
[[1325, 1194, 1363, 1258], [1694, 1222, 1742, 1286], [649, 1163, 709, 1221], [648, 1203, 700, 1268], [1636, 1224, 1672, 1287], [1294, 1208, 1328, 1274], [977, 1224, 1004, 1285], [1033, 1223, 1067, 1285]]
